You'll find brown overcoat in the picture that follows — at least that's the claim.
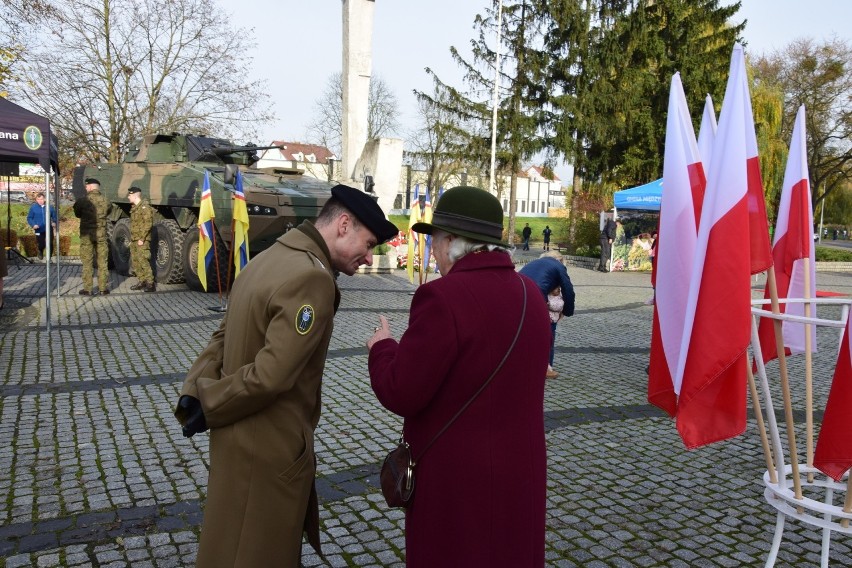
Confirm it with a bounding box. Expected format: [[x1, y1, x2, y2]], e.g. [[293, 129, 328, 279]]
[[178, 222, 339, 567]]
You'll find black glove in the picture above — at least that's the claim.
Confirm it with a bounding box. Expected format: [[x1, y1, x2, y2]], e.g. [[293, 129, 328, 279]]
[[177, 395, 208, 438]]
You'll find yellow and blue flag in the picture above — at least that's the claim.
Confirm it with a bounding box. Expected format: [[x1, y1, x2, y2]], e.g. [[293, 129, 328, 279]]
[[197, 170, 216, 291], [233, 170, 250, 278], [421, 189, 433, 272], [406, 184, 420, 284]]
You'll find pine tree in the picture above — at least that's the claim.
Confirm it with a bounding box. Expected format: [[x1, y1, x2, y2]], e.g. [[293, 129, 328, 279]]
[[415, 0, 547, 242]]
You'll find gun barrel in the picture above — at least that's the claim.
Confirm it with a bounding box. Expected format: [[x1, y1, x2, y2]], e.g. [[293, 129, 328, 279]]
[[210, 144, 282, 156]]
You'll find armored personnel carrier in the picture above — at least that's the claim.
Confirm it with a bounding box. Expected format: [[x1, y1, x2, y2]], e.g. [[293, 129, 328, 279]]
[[72, 133, 334, 291]]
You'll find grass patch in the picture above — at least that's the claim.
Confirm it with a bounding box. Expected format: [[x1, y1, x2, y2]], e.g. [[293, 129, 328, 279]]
[[816, 246, 852, 262]]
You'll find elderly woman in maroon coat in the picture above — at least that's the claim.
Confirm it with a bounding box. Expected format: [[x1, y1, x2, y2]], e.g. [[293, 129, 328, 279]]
[[367, 186, 551, 567]]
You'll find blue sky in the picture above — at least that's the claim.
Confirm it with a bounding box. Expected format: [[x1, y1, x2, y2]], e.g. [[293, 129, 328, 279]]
[[228, 1, 851, 182]]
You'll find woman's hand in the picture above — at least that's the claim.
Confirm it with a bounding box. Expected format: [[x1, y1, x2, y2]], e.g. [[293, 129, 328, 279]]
[[366, 315, 391, 350]]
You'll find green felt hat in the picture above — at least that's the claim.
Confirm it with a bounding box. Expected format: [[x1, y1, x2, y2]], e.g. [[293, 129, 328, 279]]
[[411, 186, 506, 246]]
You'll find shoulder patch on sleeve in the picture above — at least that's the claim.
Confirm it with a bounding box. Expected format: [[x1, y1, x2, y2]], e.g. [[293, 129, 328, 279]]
[[295, 304, 315, 335]]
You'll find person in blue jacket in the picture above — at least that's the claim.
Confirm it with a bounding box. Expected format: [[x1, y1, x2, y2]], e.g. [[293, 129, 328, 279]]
[[26, 193, 58, 260], [519, 251, 575, 378]]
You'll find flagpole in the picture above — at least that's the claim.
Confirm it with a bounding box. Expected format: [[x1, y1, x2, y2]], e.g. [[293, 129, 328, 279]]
[[210, 220, 224, 305], [752, 315, 786, 489], [418, 238, 423, 286], [766, 266, 804, 501], [803, 257, 814, 482], [226, 217, 236, 298], [843, 477, 852, 528], [817, 188, 825, 244], [746, 362, 777, 483], [423, 249, 430, 283]]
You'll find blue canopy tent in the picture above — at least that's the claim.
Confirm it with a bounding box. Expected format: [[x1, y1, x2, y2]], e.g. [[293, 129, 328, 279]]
[[613, 178, 663, 212]]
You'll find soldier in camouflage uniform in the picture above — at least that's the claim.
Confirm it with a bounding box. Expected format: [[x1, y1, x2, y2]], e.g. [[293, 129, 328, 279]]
[[127, 186, 155, 292], [73, 178, 112, 295]]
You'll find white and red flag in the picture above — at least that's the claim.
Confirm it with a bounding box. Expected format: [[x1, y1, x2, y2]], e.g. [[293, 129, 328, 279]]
[[697, 94, 717, 174], [741, 59, 774, 275], [756, 105, 817, 366], [648, 73, 706, 417], [674, 44, 755, 448], [813, 314, 852, 481]]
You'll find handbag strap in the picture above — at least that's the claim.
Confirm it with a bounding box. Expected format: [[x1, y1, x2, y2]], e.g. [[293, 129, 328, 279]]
[[413, 272, 528, 462]]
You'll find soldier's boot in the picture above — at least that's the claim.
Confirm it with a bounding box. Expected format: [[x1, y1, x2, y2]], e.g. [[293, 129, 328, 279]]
[[144, 282, 156, 293], [130, 281, 146, 290]]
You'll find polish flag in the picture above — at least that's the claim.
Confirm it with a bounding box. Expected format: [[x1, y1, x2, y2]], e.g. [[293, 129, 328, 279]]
[[813, 315, 852, 481], [697, 94, 717, 174], [648, 73, 706, 417], [741, 61, 774, 275], [756, 105, 817, 366], [674, 44, 753, 449]]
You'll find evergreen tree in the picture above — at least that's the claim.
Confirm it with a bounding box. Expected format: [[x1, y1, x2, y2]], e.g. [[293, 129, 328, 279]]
[[596, 0, 744, 186], [536, 0, 742, 247], [415, 0, 547, 241]]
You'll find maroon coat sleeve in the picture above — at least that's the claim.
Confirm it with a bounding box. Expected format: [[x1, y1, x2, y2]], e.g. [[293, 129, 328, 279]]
[[369, 284, 459, 417]]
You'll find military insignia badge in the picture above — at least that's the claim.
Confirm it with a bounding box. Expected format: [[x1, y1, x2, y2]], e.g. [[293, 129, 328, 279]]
[[295, 305, 315, 335]]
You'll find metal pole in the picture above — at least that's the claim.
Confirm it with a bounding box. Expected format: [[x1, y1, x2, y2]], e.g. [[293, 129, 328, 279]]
[[44, 172, 51, 332], [405, 164, 412, 209], [54, 173, 61, 301], [488, 0, 504, 193], [818, 187, 825, 244]]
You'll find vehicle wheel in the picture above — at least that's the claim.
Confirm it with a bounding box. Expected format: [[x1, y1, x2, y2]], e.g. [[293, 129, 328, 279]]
[[152, 219, 185, 284], [183, 227, 231, 293], [110, 218, 132, 276]]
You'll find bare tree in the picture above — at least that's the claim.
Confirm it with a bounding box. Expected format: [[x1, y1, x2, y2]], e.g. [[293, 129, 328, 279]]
[[9, 0, 274, 168], [406, 87, 477, 200], [753, 38, 852, 209], [0, 1, 61, 91], [306, 71, 400, 156]]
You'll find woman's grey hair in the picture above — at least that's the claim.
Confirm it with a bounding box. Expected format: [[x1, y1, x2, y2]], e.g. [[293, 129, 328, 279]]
[[434, 230, 510, 263]]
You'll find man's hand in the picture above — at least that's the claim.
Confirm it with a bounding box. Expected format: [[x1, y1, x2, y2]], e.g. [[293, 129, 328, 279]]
[[177, 395, 208, 438]]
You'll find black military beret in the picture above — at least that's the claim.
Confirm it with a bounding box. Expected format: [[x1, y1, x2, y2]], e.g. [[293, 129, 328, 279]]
[[127, 186, 141, 195], [84, 178, 100, 185], [330, 184, 398, 243]]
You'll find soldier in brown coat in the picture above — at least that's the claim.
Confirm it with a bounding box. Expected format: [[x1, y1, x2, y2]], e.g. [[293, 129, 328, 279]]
[[175, 184, 397, 568]]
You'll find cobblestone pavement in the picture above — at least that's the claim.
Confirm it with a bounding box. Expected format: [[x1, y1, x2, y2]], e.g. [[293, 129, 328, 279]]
[[1, 255, 851, 567]]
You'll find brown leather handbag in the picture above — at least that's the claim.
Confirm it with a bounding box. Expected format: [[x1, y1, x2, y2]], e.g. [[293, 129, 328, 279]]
[[380, 440, 415, 507], [379, 275, 528, 508]]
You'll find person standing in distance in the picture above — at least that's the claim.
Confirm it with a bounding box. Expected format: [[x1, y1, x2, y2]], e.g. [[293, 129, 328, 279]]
[[522, 222, 532, 251], [26, 193, 57, 260], [73, 178, 112, 295], [542, 225, 553, 251], [127, 187, 155, 292], [175, 184, 398, 568], [598, 216, 616, 272]]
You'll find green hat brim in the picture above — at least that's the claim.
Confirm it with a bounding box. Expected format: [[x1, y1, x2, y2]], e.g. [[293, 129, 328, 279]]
[[411, 221, 508, 247]]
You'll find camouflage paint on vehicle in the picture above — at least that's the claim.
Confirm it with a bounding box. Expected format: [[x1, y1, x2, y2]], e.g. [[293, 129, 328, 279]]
[[72, 133, 333, 292]]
